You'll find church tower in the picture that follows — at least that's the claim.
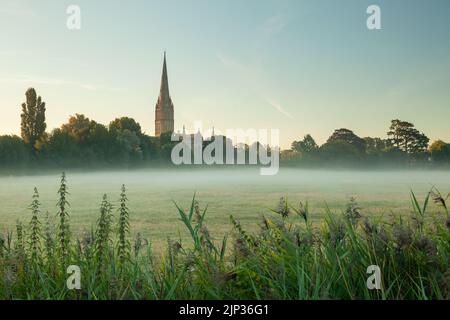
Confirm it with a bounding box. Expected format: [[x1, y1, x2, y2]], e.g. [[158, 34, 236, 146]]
[[155, 52, 174, 137]]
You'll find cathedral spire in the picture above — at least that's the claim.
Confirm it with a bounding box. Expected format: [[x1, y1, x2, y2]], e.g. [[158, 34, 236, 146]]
[[159, 51, 170, 100], [155, 51, 175, 137]]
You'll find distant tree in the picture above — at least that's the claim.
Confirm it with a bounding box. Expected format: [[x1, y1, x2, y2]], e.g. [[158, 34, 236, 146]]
[[382, 145, 408, 162], [86, 123, 113, 161], [116, 129, 143, 161], [429, 140, 450, 162], [291, 134, 318, 154], [159, 131, 174, 145], [20, 88, 46, 152], [44, 129, 80, 165], [280, 149, 301, 161], [409, 132, 430, 155], [327, 128, 366, 153], [319, 140, 362, 161], [58, 114, 103, 163], [108, 117, 145, 162], [387, 119, 408, 149], [61, 114, 93, 143], [387, 119, 429, 154], [0, 135, 30, 167], [109, 117, 142, 136], [364, 137, 390, 155], [140, 135, 159, 161]]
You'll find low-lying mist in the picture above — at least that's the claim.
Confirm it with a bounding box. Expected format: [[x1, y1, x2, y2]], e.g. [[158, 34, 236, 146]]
[[1, 167, 449, 251]]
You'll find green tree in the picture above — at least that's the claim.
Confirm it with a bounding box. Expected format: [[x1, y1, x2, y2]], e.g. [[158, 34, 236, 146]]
[[364, 137, 390, 155], [327, 128, 366, 153], [109, 117, 142, 136], [291, 134, 318, 154], [381, 145, 408, 163], [60, 114, 112, 163], [109, 117, 144, 162], [61, 114, 93, 142], [429, 140, 450, 162], [86, 123, 113, 161], [159, 131, 177, 161], [0, 135, 30, 168], [387, 119, 429, 154], [140, 135, 159, 161], [409, 131, 430, 155], [116, 129, 143, 161], [44, 129, 80, 165], [319, 140, 362, 161], [20, 88, 47, 152], [387, 119, 408, 149]]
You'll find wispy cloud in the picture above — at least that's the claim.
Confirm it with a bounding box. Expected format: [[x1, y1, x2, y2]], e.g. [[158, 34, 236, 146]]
[[266, 98, 293, 119], [217, 11, 293, 121], [217, 53, 294, 120]]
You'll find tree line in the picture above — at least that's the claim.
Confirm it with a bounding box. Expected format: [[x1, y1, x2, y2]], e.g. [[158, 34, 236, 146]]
[[1, 88, 450, 171], [283, 121, 450, 167], [0, 88, 167, 171]]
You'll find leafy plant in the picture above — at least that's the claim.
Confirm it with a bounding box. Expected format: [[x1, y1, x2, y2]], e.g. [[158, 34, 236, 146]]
[[28, 187, 42, 261], [57, 172, 70, 263], [117, 185, 131, 265]]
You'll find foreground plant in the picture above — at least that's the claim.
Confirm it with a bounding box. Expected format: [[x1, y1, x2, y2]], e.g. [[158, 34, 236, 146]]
[[117, 185, 131, 266], [28, 188, 42, 262], [57, 172, 70, 263]]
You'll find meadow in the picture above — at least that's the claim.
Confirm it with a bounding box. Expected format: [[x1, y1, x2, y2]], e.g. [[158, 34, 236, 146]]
[[0, 169, 448, 299], [1, 168, 450, 252]]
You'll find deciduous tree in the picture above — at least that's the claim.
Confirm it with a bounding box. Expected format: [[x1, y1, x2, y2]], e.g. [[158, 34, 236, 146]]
[[291, 134, 318, 154], [429, 140, 450, 162], [387, 119, 429, 154], [327, 128, 366, 153], [20, 88, 46, 152]]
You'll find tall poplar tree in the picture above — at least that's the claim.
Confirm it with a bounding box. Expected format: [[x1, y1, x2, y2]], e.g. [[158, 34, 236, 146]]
[[20, 88, 46, 152]]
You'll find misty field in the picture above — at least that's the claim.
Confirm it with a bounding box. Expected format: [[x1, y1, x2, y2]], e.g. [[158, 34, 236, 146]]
[[1, 168, 449, 252]]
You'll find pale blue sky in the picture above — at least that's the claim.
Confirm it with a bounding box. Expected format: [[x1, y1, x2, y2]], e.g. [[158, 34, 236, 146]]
[[1, 0, 449, 148]]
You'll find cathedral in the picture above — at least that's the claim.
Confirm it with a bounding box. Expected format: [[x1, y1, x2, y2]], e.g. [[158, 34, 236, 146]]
[[154, 52, 175, 137]]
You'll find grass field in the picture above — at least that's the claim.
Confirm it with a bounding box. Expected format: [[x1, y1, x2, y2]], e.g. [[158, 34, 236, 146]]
[[0, 168, 449, 299], [1, 167, 449, 253]]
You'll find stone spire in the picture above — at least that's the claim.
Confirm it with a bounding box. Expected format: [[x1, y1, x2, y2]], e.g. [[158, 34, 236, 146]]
[[159, 51, 170, 101], [155, 51, 174, 137]]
